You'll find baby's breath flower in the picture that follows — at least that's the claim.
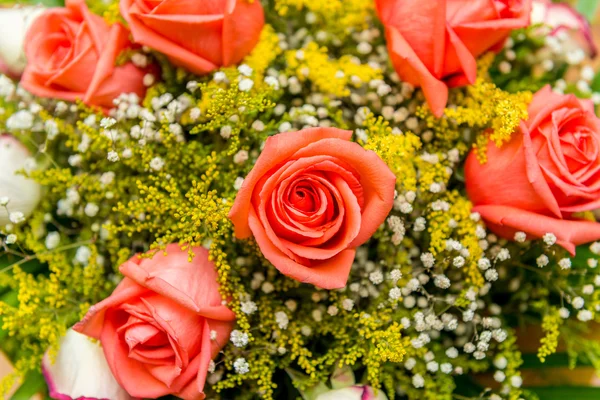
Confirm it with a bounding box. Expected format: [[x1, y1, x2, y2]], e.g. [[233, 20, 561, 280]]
[[543, 233, 557, 246], [389, 287, 402, 300], [412, 374, 424, 388], [233, 358, 250, 375], [45, 232, 60, 249], [558, 258, 571, 270], [275, 311, 289, 329], [238, 78, 254, 92], [238, 64, 253, 76], [9, 211, 25, 224], [149, 157, 165, 171], [341, 298, 354, 311], [420, 252, 435, 268], [230, 330, 249, 347], [107, 151, 119, 162], [572, 297, 584, 309], [5, 234, 17, 244], [536, 255, 549, 268]]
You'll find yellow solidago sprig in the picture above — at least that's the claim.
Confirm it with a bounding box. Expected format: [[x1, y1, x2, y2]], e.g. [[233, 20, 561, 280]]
[[285, 42, 381, 97], [274, 0, 373, 37], [538, 308, 563, 362], [362, 112, 421, 192], [418, 53, 531, 161]]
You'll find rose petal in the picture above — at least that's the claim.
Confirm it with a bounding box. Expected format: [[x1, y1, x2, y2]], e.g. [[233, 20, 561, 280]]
[[376, 0, 446, 75], [222, 0, 264, 66], [99, 308, 175, 399], [136, 13, 224, 66], [119, 244, 235, 321], [20, 0, 146, 108], [279, 174, 362, 260], [73, 278, 149, 339], [291, 139, 396, 247], [384, 25, 449, 117], [121, 0, 217, 74], [522, 121, 564, 217], [230, 128, 353, 239], [249, 207, 355, 288]]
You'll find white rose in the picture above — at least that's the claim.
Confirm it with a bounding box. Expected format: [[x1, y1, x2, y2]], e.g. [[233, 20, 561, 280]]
[[0, 135, 41, 226], [530, 0, 596, 57], [0, 6, 45, 77], [42, 329, 131, 400], [316, 386, 388, 400]]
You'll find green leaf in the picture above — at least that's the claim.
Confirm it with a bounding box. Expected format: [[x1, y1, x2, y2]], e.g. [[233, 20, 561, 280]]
[[591, 72, 600, 93], [330, 365, 355, 389], [10, 371, 46, 400], [453, 375, 484, 397], [570, 245, 598, 269], [576, 0, 600, 22], [528, 386, 600, 400], [285, 368, 329, 400], [521, 352, 581, 369], [38, 0, 65, 6]]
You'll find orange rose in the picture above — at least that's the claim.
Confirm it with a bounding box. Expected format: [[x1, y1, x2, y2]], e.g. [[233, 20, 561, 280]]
[[465, 86, 600, 254], [120, 0, 264, 75], [74, 244, 235, 400], [229, 128, 396, 289], [20, 0, 147, 109], [375, 0, 531, 117]]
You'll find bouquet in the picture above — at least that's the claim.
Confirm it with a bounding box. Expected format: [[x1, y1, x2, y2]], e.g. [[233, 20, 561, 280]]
[[1, 0, 600, 399]]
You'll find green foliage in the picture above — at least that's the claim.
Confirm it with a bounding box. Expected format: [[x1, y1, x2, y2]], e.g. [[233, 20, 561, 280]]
[[576, 0, 600, 21]]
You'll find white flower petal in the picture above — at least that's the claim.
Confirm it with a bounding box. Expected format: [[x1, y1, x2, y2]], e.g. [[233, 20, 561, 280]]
[[0, 135, 41, 225], [42, 329, 131, 400], [0, 6, 45, 76]]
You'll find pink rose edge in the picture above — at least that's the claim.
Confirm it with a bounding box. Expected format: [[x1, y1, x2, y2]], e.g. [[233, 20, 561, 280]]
[[544, 2, 597, 57], [42, 359, 105, 400]]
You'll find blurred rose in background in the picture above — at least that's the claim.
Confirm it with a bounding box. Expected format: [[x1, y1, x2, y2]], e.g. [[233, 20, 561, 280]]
[[0, 6, 45, 78]]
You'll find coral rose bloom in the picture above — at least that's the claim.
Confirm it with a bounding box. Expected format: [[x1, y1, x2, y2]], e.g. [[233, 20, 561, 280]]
[[120, 0, 264, 75], [229, 128, 396, 289], [375, 0, 531, 117], [21, 0, 147, 109], [466, 86, 600, 254], [74, 244, 235, 400]]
